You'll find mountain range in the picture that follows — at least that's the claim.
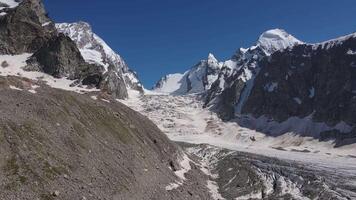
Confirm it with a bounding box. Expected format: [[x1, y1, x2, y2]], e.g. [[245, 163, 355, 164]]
[[153, 28, 356, 146]]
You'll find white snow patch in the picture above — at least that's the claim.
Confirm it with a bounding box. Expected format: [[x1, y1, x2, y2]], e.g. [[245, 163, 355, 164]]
[[309, 87, 315, 98], [293, 97, 302, 105], [165, 183, 181, 191], [351, 62, 356, 68], [91, 96, 97, 100], [223, 60, 237, 70], [42, 22, 51, 27], [236, 191, 262, 200], [81, 49, 109, 70], [28, 85, 39, 94], [0, 0, 20, 10], [235, 67, 261, 114], [164, 153, 192, 191], [174, 153, 191, 180], [347, 49, 356, 55], [101, 99, 110, 103], [9, 85, 22, 91], [207, 180, 225, 200], [264, 82, 278, 92], [218, 76, 225, 89]]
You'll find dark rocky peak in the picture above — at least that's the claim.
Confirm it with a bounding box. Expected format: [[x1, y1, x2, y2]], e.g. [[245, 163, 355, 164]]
[[27, 33, 103, 81], [0, 0, 56, 54]]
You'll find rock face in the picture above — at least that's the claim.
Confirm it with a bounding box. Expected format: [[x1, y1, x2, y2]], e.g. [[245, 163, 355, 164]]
[[243, 36, 356, 124], [0, 76, 212, 200], [27, 33, 103, 81], [100, 68, 128, 99], [241, 35, 356, 143], [0, 0, 56, 54], [56, 22, 144, 94]]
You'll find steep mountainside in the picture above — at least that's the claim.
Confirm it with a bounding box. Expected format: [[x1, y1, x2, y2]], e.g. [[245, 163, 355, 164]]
[[0, 76, 211, 200]]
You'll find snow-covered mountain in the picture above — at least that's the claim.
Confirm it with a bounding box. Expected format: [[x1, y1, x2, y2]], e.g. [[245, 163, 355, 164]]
[[152, 28, 356, 145], [154, 29, 301, 95], [153, 29, 303, 117], [56, 22, 143, 93], [204, 29, 303, 119], [153, 53, 222, 94], [256, 28, 303, 55]]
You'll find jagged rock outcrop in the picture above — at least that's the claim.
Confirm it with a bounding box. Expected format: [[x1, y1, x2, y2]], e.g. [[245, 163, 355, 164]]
[[100, 68, 128, 99], [26, 33, 103, 81], [0, 0, 56, 54]]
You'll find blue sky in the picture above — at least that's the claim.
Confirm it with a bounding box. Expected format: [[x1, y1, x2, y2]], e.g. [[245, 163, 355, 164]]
[[44, 0, 356, 88]]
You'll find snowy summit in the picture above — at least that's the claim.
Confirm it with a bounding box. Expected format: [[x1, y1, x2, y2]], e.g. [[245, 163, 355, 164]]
[[256, 29, 303, 55]]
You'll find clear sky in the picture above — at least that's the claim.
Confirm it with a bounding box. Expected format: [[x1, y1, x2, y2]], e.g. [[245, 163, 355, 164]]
[[43, 0, 356, 88]]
